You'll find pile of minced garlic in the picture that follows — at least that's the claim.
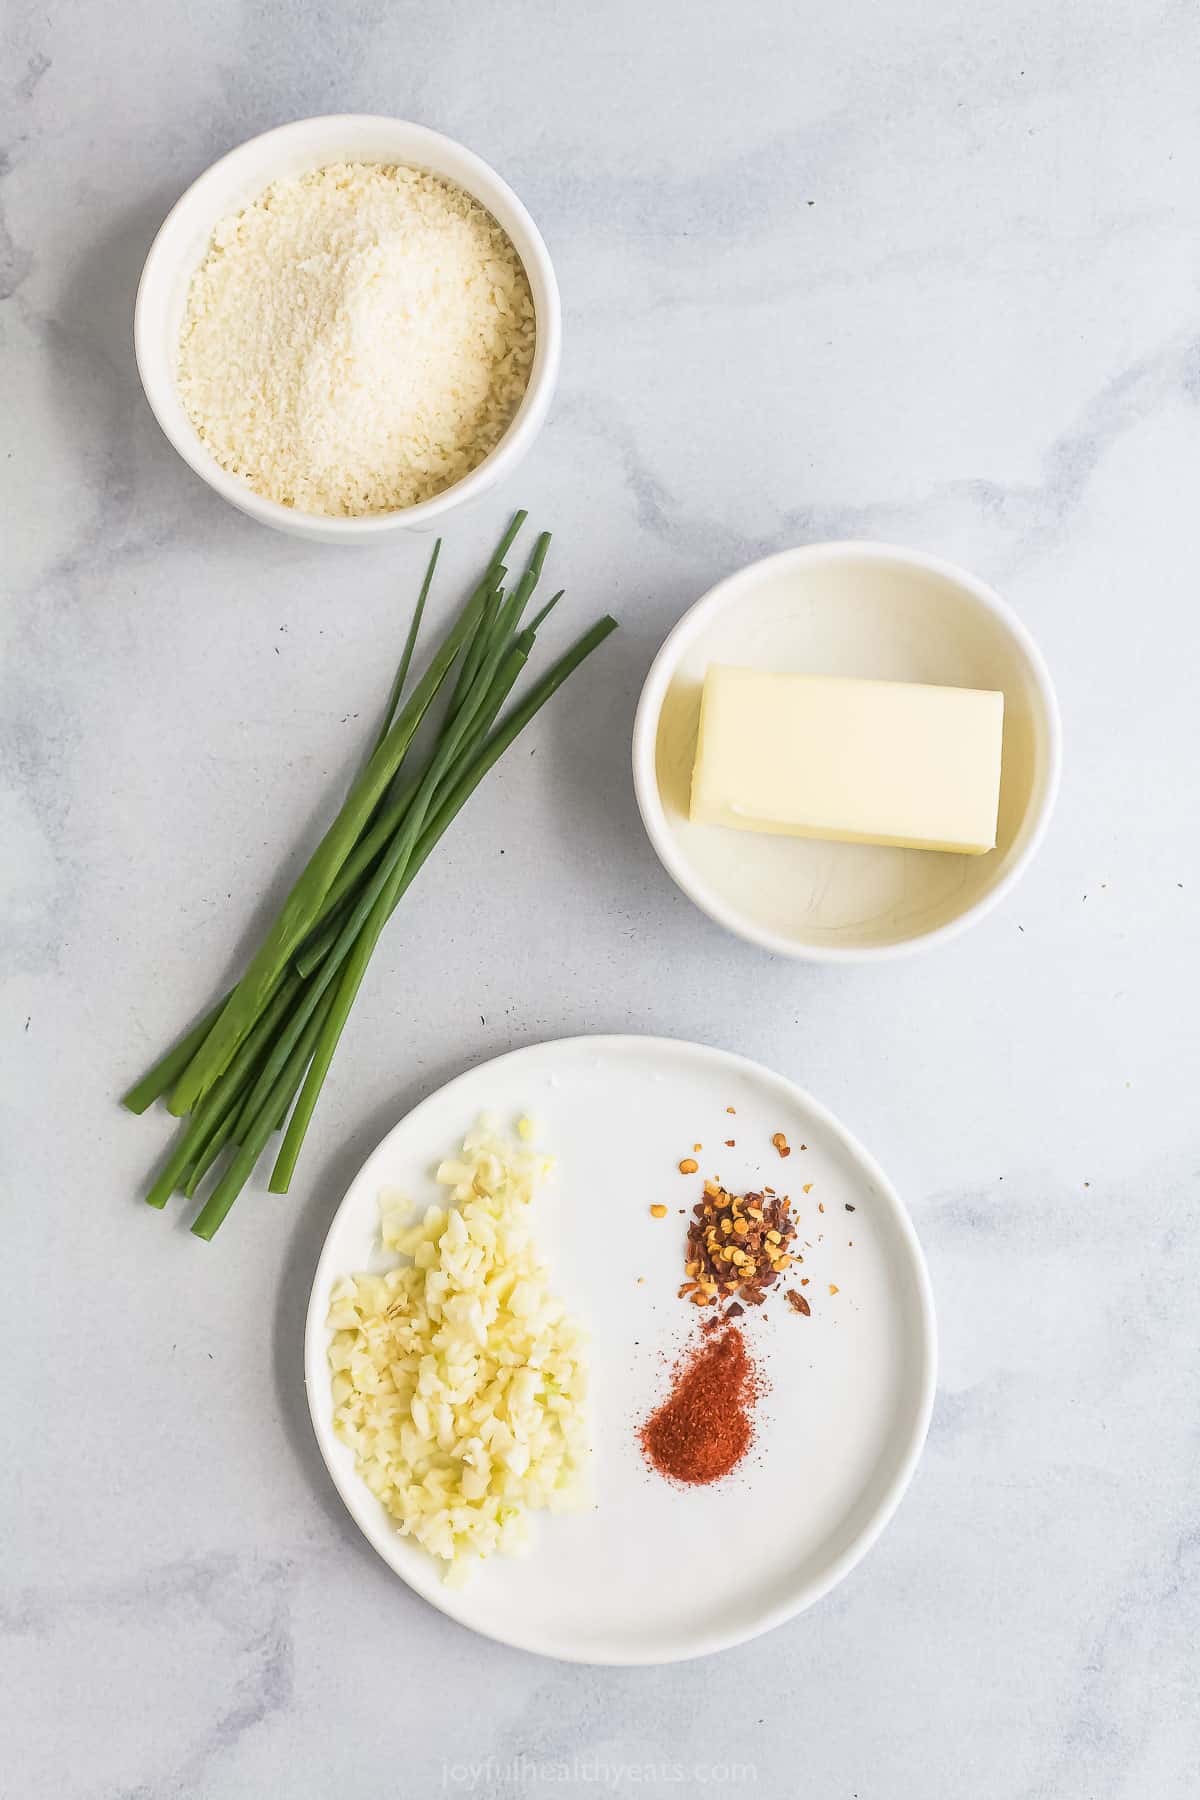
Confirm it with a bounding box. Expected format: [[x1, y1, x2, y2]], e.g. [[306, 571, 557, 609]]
[[177, 163, 535, 517], [327, 1116, 590, 1586]]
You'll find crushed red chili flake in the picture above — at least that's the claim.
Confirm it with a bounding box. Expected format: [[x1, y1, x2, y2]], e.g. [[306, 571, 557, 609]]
[[682, 1179, 798, 1316], [771, 1132, 791, 1158], [785, 1288, 810, 1316], [639, 1326, 760, 1485]]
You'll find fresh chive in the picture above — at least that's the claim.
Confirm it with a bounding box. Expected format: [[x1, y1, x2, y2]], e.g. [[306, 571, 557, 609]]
[[269, 875, 394, 1192], [129, 515, 617, 1237], [144, 974, 302, 1209], [168, 582, 489, 1116], [268, 617, 617, 1190], [527, 589, 565, 635], [443, 506, 529, 716], [293, 763, 425, 961], [428, 617, 619, 851], [122, 996, 228, 1114], [181, 1106, 236, 1199], [190, 988, 336, 1240], [294, 595, 552, 982], [173, 516, 524, 1114], [369, 539, 440, 758], [448, 577, 504, 715], [489, 508, 528, 569], [507, 532, 551, 631]]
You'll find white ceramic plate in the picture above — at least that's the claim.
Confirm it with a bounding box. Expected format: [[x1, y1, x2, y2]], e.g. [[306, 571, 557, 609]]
[[304, 1036, 936, 1663]]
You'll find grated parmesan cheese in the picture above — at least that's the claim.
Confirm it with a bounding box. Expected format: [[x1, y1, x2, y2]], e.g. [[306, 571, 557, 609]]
[[177, 162, 535, 517]]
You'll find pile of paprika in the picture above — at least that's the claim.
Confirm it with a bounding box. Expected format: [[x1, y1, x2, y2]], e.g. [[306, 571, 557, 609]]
[[639, 1326, 760, 1486]]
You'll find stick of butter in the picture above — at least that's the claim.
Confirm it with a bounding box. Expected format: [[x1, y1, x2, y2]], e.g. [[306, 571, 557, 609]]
[[690, 667, 1004, 855]]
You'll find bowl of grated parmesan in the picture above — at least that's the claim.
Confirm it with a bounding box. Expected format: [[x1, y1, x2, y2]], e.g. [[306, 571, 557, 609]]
[[135, 116, 560, 541]]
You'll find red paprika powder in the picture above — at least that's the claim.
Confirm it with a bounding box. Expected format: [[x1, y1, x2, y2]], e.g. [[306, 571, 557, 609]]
[[639, 1325, 760, 1485]]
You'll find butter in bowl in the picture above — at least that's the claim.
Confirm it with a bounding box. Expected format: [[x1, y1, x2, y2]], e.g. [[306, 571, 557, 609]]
[[632, 542, 1061, 961], [690, 666, 1004, 857]]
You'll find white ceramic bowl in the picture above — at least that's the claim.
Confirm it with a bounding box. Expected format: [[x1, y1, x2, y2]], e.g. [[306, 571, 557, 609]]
[[134, 115, 561, 543], [633, 542, 1061, 960]]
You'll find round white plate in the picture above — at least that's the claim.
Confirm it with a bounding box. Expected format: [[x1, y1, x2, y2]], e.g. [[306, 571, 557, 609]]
[[304, 1036, 936, 1664]]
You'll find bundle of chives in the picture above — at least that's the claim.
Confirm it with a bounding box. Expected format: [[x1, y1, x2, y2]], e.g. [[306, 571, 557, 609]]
[[123, 515, 617, 1239]]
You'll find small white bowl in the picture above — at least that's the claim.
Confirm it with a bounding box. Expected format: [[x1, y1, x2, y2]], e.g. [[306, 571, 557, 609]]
[[632, 542, 1061, 961], [134, 115, 561, 543]]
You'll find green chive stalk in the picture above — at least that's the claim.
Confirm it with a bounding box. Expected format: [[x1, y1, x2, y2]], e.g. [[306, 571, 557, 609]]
[[368, 540, 439, 759], [268, 616, 618, 1191], [125, 515, 618, 1239], [144, 973, 302, 1208], [122, 996, 229, 1114], [190, 987, 337, 1240], [168, 582, 489, 1116]]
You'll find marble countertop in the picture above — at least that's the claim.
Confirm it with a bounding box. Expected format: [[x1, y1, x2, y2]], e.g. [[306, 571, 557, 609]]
[[4, 1, 1199, 1795]]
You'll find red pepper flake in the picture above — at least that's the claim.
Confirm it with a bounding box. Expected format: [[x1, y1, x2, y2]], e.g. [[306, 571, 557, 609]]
[[681, 1181, 798, 1310], [802, 1183, 814, 1194], [828, 1283, 839, 1296], [785, 1288, 810, 1316], [726, 1106, 736, 1114], [639, 1327, 760, 1486], [724, 1138, 736, 1147], [771, 1132, 791, 1158]]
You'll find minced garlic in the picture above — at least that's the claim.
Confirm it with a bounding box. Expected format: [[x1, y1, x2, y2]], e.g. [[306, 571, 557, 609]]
[[327, 1116, 589, 1585]]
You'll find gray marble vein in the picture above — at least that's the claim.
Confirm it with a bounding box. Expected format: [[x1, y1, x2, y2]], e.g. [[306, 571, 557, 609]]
[[3, 0, 1200, 1795]]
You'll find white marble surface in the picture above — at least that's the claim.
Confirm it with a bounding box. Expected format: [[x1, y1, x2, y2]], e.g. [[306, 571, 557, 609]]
[[3, 2, 1199, 1794]]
